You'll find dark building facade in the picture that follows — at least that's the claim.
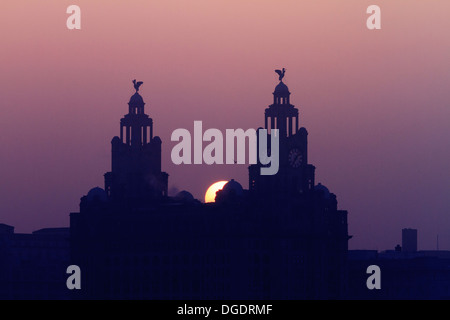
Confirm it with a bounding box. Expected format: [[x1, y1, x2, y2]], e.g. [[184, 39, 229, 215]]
[[0, 224, 70, 299], [70, 75, 349, 299], [402, 228, 418, 253]]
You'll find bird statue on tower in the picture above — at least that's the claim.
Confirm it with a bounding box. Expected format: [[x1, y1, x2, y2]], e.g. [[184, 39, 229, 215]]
[[275, 68, 286, 81], [133, 79, 143, 92]]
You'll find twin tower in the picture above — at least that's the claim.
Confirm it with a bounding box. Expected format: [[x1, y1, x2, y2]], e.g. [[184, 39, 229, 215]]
[[102, 73, 315, 204]]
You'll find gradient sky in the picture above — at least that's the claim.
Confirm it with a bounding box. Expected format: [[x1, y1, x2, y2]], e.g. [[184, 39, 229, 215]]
[[0, 0, 449, 250]]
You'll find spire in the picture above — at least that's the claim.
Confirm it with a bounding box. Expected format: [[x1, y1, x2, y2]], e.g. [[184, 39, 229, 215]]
[[273, 68, 290, 105], [265, 68, 298, 137], [129, 80, 145, 115], [119, 79, 153, 146]]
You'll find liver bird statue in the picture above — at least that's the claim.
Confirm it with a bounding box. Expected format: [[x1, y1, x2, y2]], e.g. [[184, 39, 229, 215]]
[[275, 68, 286, 81], [133, 79, 143, 92]]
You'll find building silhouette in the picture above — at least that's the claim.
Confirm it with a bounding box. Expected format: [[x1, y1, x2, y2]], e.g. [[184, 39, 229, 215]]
[[348, 249, 450, 299], [70, 75, 350, 299], [402, 228, 418, 253], [0, 224, 70, 299], [104, 90, 168, 201]]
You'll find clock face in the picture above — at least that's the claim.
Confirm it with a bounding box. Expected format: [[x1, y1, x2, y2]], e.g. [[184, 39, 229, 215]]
[[288, 148, 302, 168]]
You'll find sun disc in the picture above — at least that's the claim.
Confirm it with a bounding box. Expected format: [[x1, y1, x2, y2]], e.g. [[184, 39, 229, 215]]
[[204, 180, 228, 203]]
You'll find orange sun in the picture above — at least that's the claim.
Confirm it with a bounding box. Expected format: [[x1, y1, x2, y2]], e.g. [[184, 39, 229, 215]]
[[204, 181, 228, 203]]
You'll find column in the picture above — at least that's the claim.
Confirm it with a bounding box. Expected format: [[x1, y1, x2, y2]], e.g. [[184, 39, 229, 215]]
[[288, 117, 293, 137], [143, 126, 147, 144]]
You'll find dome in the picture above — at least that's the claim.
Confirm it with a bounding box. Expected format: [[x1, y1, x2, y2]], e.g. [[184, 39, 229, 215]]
[[222, 179, 244, 196], [128, 92, 144, 105], [86, 187, 108, 202], [315, 183, 330, 199], [175, 190, 195, 202], [274, 81, 290, 95]]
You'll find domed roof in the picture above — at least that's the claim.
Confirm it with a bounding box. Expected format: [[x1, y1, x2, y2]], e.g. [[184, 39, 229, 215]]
[[274, 81, 290, 95], [299, 127, 307, 134], [222, 179, 244, 196], [315, 183, 330, 199], [175, 190, 195, 202], [128, 92, 144, 105], [86, 187, 108, 202]]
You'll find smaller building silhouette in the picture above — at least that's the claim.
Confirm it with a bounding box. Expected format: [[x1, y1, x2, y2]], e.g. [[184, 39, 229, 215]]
[[402, 228, 418, 253], [348, 228, 450, 300], [348, 249, 450, 299], [0, 224, 70, 299]]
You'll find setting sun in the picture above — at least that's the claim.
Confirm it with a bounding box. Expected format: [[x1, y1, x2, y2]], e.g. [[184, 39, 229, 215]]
[[204, 180, 228, 203]]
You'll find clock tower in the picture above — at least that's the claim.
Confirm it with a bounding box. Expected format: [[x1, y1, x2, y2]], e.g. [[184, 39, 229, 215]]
[[249, 70, 315, 198]]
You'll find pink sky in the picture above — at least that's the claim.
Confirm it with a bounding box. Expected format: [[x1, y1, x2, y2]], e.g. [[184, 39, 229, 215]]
[[0, 0, 449, 250]]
